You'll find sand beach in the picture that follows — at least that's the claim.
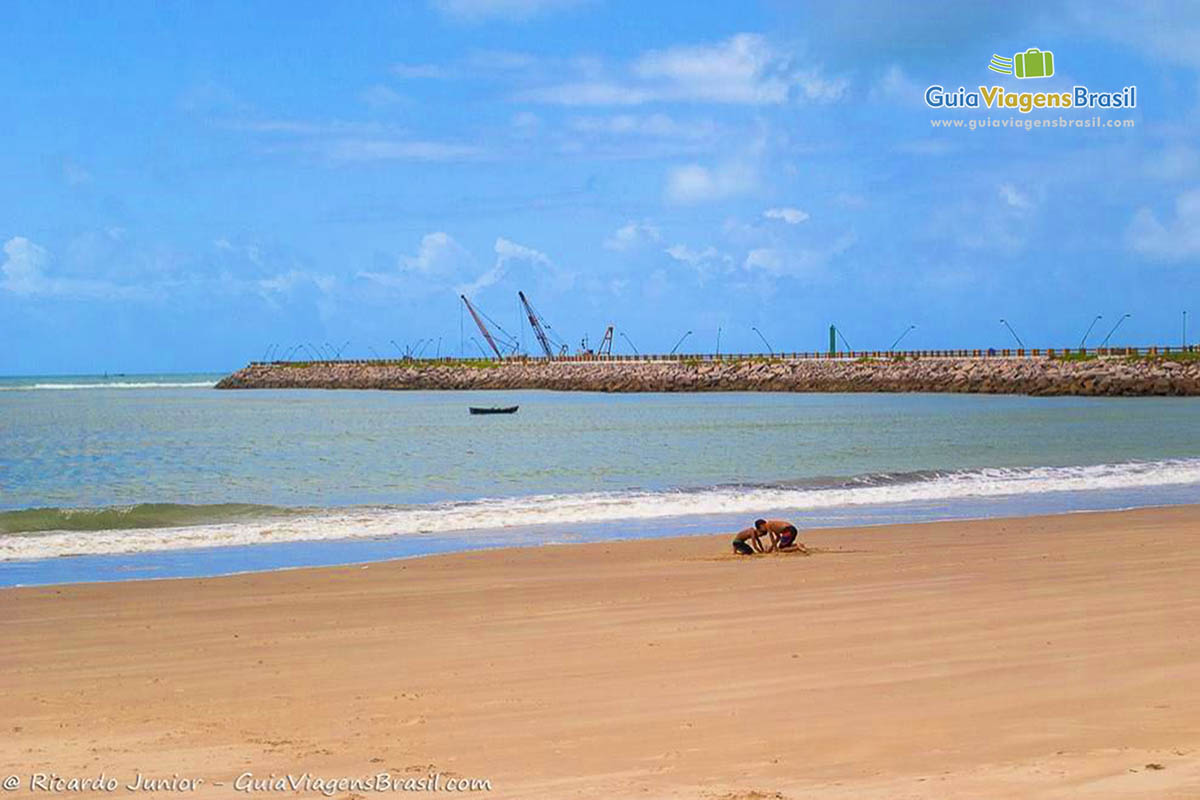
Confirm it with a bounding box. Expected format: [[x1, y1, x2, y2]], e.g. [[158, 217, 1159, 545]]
[[5, 505, 1200, 798]]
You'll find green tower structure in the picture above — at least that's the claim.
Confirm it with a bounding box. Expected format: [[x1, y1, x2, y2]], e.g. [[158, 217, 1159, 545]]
[[829, 325, 837, 356]]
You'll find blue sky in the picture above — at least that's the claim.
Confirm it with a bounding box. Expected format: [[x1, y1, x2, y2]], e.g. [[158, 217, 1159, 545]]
[[3, 0, 1199, 373]]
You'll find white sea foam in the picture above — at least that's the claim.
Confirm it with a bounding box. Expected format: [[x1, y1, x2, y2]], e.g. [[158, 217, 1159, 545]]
[[0, 381, 215, 391], [4, 459, 1200, 561]]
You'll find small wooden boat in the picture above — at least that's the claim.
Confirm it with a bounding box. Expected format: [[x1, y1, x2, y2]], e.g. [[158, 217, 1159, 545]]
[[469, 405, 519, 415]]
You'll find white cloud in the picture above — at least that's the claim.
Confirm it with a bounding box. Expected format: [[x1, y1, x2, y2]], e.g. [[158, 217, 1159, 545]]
[[0, 237, 49, 295], [511, 111, 541, 132], [741, 235, 854, 280], [569, 113, 716, 140], [665, 244, 720, 265], [360, 84, 404, 108], [743, 247, 786, 274], [323, 139, 482, 162], [869, 65, 922, 105], [359, 232, 474, 290], [763, 207, 809, 224], [604, 221, 661, 251], [459, 237, 552, 295], [0, 237, 148, 300], [835, 192, 867, 209], [520, 82, 654, 106], [431, 0, 587, 22], [665, 161, 757, 204], [633, 33, 791, 104], [62, 159, 92, 186], [1127, 188, 1200, 261], [998, 183, 1032, 210], [495, 236, 549, 265], [407, 232, 474, 275], [519, 33, 845, 106], [663, 243, 733, 285], [257, 270, 336, 298]]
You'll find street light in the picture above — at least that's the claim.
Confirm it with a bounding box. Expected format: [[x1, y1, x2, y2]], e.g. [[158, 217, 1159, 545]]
[[999, 319, 1025, 349], [889, 325, 916, 352], [620, 332, 639, 355], [669, 330, 693, 355], [1099, 314, 1131, 349], [1079, 315, 1102, 350], [1184, 311, 1189, 349], [834, 327, 853, 351], [751, 326, 774, 355], [716, 327, 722, 357]]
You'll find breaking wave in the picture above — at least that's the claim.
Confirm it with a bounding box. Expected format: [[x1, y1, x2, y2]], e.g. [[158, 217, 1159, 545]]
[[4, 458, 1199, 561]]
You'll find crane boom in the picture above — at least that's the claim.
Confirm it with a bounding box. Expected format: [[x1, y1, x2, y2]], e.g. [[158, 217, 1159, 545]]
[[460, 294, 503, 359], [518, 291, 555, 359], [597, 326, 614, 356]]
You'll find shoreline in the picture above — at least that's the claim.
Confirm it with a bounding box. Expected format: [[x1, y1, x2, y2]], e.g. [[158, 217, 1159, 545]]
[[0, 502, 1160, 590], [8, 482, 1200, 587], [7, 505, 1200, 798]]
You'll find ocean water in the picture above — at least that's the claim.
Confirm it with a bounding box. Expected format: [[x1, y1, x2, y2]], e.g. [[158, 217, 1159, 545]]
[[1, 375, 1198, 586]]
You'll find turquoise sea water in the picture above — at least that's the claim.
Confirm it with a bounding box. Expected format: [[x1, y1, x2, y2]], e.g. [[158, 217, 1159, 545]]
[[2, 374, 1199, 585]]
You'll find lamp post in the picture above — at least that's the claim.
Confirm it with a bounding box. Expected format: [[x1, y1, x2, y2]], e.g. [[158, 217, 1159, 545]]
[[889, 325, 916, 353], [999, 319, 1025, 350], [751, 326, 773, 355], [835, 327, 853, 351], [1099, 314, 1131, 349], [620, 332, 639, 356], [716, 327, 722, 357], [1079, 315, 1102, 350], [1184, 311, 1189, 349], [669, 330, 693, 355]]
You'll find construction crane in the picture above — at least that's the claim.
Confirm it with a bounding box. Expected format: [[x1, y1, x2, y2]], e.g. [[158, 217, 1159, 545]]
[[460, 294, 517, 359], [518, 291, 555, 359], [516, 290, 569, 359], [596, 326, 614, 356]]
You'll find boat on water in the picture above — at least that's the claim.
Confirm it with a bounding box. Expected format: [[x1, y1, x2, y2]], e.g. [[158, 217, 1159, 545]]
[[469, 405, 519, 415]]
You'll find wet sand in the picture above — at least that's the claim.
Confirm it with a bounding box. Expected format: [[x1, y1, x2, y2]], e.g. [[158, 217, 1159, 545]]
[[5, 506, 1200, 798]]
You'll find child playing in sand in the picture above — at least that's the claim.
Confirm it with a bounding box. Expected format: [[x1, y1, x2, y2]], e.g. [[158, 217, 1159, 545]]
[[731, 526, 766, 555], [754, 518, 808, 554]]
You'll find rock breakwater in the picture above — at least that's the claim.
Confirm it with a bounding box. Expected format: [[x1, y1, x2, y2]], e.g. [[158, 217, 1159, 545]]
[[216, 355, 1200, 396]]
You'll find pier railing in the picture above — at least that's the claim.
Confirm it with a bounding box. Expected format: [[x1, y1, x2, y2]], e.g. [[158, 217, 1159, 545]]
[[250, 344, 1198, 367]]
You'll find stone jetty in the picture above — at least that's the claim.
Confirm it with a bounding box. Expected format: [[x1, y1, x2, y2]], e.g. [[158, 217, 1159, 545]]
[[216, 353, 1200, 396]]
